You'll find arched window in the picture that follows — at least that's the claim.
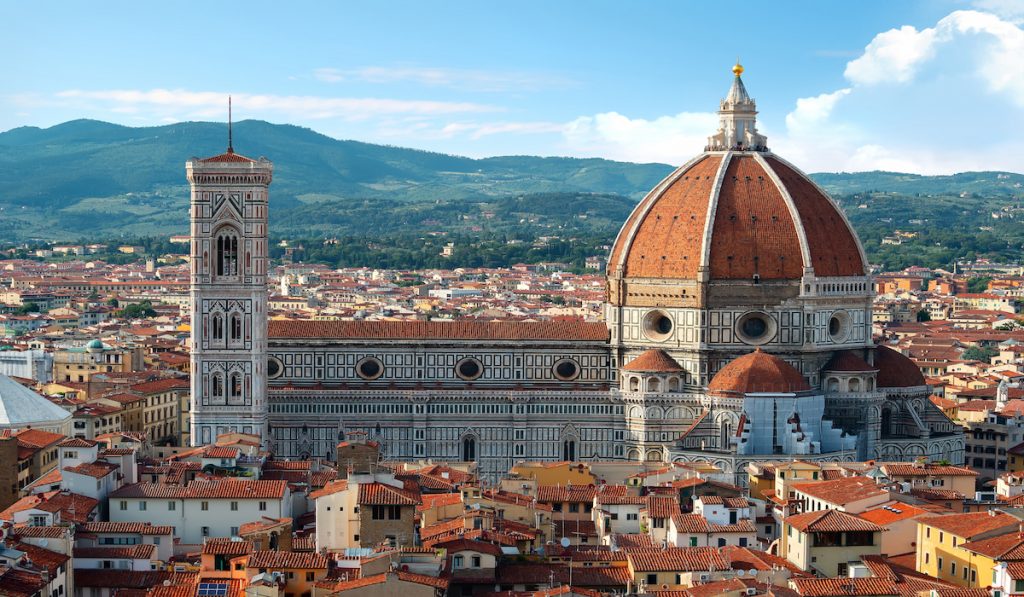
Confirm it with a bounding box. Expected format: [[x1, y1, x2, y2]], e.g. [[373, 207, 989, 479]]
[[216, 229, 239, 277], [721, 422, 731, 448], [848, 378, 861, 392], [827, 377, 839, 393], [647, 378, 660, 393], [211, 314, 224, 340], [211, 374, 224, 398], [230, 313, 242, 341], [462, 437, 476, 462], [230, 373, 242, 398], [563, 440, 576, 462], [629, 377, 640, 392]]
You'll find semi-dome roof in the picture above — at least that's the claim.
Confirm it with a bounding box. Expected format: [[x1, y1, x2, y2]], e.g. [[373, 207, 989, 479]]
[[0, 374, 72, 429], [621, 349, 684, 372], [607, 65, 866, 293], [707, 349, 810, 396], [873, 345, 926, 388]]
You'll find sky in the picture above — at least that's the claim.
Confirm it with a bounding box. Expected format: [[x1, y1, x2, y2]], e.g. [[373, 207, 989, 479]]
[[4, 0, 1024, 174]]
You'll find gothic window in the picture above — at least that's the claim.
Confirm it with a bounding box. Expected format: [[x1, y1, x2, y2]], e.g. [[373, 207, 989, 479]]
[[216, 229, 239, 277], [462, 437, 476, 462], [211, 314, 224, 340], [230, 373, 242, 398], [211, 374, 224, 398], [721, 422, 731, 448], [563, 440, 576, 462], [230, 313, 242, 341]]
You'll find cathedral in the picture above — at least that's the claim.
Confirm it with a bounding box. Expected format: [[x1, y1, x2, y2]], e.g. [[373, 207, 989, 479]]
[[188, 65, 964, 483]]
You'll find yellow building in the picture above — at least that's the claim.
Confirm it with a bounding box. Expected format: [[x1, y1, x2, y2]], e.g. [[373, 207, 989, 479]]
[[879, 462, 977, 497], [780, 509, 883, 577], [52, 340, 144, 384], [915, 511, 1019, 587], [509, 461, 596, 486], [958, 532, 1024, 590]]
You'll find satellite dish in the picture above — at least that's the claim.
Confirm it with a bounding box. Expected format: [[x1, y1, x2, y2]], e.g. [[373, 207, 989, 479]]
[[560, 537, 570, 548]]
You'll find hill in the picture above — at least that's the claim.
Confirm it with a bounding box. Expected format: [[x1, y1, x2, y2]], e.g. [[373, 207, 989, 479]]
[[0, 119, 1022, 272]]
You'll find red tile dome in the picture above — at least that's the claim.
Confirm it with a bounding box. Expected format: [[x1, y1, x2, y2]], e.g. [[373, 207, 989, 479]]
[[608, 153, 865, 282], [707, 349, 810, 396], [621, 349, 684, 372], [873, 345, 926, 388]]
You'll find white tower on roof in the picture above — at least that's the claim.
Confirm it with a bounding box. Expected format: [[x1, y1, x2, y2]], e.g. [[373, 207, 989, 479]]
[[187, 103, 272, 447], [706, 62, 768, 152]]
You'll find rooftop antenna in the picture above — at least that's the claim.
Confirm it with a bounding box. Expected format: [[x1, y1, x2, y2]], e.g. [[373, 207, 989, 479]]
[[227, 96, 234, 154]]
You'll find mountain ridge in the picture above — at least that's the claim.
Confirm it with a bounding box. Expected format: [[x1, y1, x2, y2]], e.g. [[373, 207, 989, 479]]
[[0, 119, 1022, 242]]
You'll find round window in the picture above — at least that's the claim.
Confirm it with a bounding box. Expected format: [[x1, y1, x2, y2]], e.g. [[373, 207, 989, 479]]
[[356, 356, 384, 380], [736, 311, 776, 345], [642, 310, 674, 341], [456, 357, 483, 381], [828, 311, 851, 343], [553, 359, 581, 381], [267, 357, 283, 379]]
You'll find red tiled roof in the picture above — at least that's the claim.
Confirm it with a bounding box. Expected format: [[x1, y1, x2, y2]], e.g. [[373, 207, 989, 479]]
[[881, 463, 977, 478], [199, 151, 256, 163], [824, 351, 877, 372], [708, 349, 809, 396], [790, 578, 898, 596], [874, 345, 926, 388], [201, 539, 254, 556], [621, 349, 684, 372], [64, 461, 119, 478], [627, 547, 729, 572], [357, 482, 420, 506], [959, 532, 1024, 560], [613, 533, 655, 548], [14, 428, 65, 449], [920, 511, 1019, 539], [73, 570, 195, 589], [268, 319, 609, 341], [110, 479, 288, 500], [790, 476, 885, 506], [73, 544, 156, 560], [130, 377, 189, 394], [247, 550, 329, 569], [784, 509, 882, 533], [81, 522, 174, 535], [858, 502, 930, 525], [202, 446, 239, 459], [58, 438, 98, 448]]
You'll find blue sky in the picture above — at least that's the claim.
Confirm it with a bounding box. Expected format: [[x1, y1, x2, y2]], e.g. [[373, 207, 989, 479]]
[[4, 0, 1023, 173]]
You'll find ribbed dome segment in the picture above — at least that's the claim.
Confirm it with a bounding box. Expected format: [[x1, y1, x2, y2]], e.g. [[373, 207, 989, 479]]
[[607, 153, 865, 282], [874, 345, 926, 388], [707, 349, 810, 396], [621, 349, 684, 372], [824, 351, 877, 373]]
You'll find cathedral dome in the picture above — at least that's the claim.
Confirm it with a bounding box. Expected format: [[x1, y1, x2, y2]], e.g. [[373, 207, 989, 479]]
[[873, 345, 926, 388], [621, 349, 684, 372], [707, 349, 810, 396], [606, 65, 867, 308]]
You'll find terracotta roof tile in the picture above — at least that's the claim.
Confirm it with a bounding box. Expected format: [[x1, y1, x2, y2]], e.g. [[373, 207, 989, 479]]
[[790, 578, 898, 596], [790, 476, 885, 506], [73, 544, 157, 560], [626, 547, 729, 572], [269, 319, 608, 341], [357, 482, 419, 506], [708, 349, 810, 395], [246, 550, 328, 569], [824, 351, 877, 373], [709, 156, 805, 280], [110, 479, 288, 500], [81, 522, 174, 535], [621, 349, 684, 372], [874, 345, 926, 388], [610, 155, 721, 279], [784, 509, 882, 533], [919, 511, 1019, 539], [201, 539, 253, 556]]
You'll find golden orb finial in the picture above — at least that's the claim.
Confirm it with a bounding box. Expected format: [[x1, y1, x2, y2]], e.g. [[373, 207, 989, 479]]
[[732, 61, 744, 77]]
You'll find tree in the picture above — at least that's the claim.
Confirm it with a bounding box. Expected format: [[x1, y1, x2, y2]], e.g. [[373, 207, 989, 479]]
[[967, 276, 992, 294], [961, 346, 998, 363], [916, 309, 931, 322], [14, 302, 39, 315], [116, 300, 157, 320]]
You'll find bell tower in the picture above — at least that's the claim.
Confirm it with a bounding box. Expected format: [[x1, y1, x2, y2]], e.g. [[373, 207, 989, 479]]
[[187, 110, 272, 446]]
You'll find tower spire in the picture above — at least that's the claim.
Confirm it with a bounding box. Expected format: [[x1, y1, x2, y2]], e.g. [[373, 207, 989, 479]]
[[227, 96, 234, 154], [706, 62, 767, 152]]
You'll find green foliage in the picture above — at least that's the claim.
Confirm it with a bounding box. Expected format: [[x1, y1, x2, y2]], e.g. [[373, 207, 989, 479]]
[[14, 302, 39, 315], [967, 277, 993, 293], [116, 300, 156, 319], [916, 309, 931, 322], [961, 346, 998, 362]]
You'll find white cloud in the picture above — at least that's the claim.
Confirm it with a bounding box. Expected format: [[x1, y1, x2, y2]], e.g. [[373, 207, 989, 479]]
[[784, 88, 852, 132], [844, 25, 938, 85], [53, 88, 501, 122], [561, 111, 717, 164], [973, 0, 1024, 22], [313, 65, 574, 92]]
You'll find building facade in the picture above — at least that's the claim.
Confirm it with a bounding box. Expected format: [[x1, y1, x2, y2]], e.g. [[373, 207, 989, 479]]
[[188, 66, 964, 483]]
